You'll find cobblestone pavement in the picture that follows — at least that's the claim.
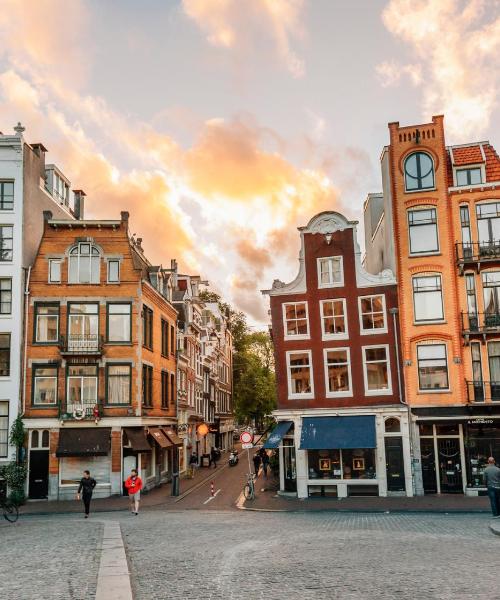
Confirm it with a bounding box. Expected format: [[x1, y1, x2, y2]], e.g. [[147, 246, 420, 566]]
[[1, 517, 102, 600]]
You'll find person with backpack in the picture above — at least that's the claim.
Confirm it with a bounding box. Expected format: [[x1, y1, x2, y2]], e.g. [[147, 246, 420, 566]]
[[76, 470, 96, 518], [253, 453, 262, 478], [124, 468, 143, 515]]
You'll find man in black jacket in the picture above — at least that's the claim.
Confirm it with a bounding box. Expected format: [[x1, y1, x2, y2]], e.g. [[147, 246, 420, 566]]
[[77, 470, 97, 518]]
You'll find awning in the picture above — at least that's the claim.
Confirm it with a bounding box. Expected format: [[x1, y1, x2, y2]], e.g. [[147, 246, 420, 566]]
[[148, 427, 172, 448], [123, 427, 151, 452], [161, 428, 183, 446], [300, 416, 376, 450], [263, 421, 293, 449], [56, 428, 111, 457]]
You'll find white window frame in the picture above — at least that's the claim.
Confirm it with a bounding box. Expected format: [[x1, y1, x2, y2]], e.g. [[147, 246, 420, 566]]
[[286, 350, 314, 400], [48, 259, 61, 283], [362, 344, 392, 396], [319, 298, 348, 340], [358, 294, 388, 335], [282, 301, 310, 341], [323, 347, 353, 398], [453, 164, 485, 187], [412, 273, 444, 323], [416, 342, 450, 393], [317, 256, 344, 289], [68, 242, 101, 284], [407, 208, 439, 256], [107, 259, 120, 284]]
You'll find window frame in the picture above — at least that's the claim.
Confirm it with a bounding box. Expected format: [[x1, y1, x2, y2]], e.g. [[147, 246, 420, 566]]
[[362, 344, 392, 396], [66, 302, 100, 349], [282, 301, 310, 341], [0, 333, 11, 377], [142, 363, 153, 407], [323, 347, 353, 398], [286, 349, 314, 400], [407, 208, 439, 256], [317, 256, 344, 289], [358, 294, 388, 335], [416, 343, 450, 392], [0, 401, 8, 458], [105, 363, 132, 406], [48, 259, 62, 283], [66, 363, 98, 407], [106, 259, 120, 284], [404, 152, 435, 192], [34, 302, 60, 344], [412, 274, 445, 323], [161, 318, 169, 357], [0, 181, 14, 211], [0, 225, 14, 262], [455, 166, 483, 187], [161, 370, 169, 408], [32, 363, 58, 407], [0, 277, 12, 315], [106, 302, 132, 344], [142, 305, 153, 350], [67, 242, 101, 284], [319, 298, 348, 340]]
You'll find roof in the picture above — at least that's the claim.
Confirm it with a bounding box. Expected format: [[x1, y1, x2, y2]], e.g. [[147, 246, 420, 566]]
[[446, 142, 500, 186]]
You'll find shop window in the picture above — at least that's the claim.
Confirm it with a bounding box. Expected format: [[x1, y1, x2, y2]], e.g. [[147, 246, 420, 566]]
[[465, 424, 500, 488], [320, 299, 347, 339], [286, 351, 314, 399], [408, 208, 439, 255], [282, 302, 309, 339], [385, 418, 401, 433], [417, 344, 449, 390], [359, 295, 386, 333], [418, 422, 433, 436], [307, 448, 376, 480], [404, 152, 434, 191], [317, 256, 343, 288], [60, 455, 110, 485]]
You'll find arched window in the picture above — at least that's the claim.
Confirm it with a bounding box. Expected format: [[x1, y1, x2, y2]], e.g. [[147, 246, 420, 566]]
[[31, 430, 39, 448], [404, 152, 434, 191], [42, 430, 50, 448], [68, 242, 100, 284], [385, 418, 401, 433]]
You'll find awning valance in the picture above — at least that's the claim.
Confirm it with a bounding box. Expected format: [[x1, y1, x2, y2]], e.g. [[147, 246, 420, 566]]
[[263, 421, 293, 449], [299, 416, 376, 450], [124, 427, 151, 452], [149, 427, 172, 448], [56, 428, 111, 457], [161, 428, 183, 446]]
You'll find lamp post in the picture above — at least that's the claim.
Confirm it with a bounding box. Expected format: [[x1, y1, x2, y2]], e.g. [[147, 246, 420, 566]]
[[171, 443, 180, 497]]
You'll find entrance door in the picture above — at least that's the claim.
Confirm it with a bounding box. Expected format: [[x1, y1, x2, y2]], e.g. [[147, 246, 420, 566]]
[[282, 440, 296, 492], [385, 437, 406, 492], [29, 450, 49, 499], [437, 438, 463, 493], [420, 438, 437, 494]]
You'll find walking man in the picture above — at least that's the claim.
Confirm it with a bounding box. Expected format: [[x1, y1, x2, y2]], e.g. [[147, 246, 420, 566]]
[[125, 468, 143, 515], [189, 451, 198, 478], [253, 452, 261, 478], [261, 451, 270, 478], [484, 456, 500, 518], [76, 470, 96, 519], [210, 447, 218, 469]]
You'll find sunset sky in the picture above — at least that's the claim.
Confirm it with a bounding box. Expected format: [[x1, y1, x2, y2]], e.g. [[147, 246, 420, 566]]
[[1, 0, 499, 325]]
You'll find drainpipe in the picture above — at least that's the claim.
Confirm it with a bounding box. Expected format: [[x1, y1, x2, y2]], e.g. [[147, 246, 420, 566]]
[[22, 266, 32, 415]]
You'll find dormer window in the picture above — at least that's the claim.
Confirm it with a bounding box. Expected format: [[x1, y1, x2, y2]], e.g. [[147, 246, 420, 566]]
[[404, 152, 434, 191], [456, 167, 482, 186], [68, 243, 100, 284]]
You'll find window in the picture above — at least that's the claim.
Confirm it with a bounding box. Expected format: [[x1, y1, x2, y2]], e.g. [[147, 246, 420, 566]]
[[408, 209, 439, 254], [460, 206, 472, 256], [68, 243, 100, 284], [35, 303, 59, 343], [0, 182, 14, 210], [417, 344, 449, 390], [477, 203, 500, 247], [33, 366, 58, 405], [142, 364, 153, 406], [412, 275, 444, 322], [470, 342, 484, 402], [283, 302, 309, 339], [107, 303, 131, 343], [0, 278, 11, 314], [161, 319, 169, 356], [465, 273, 477, 315], [488, 342, 500, 390], [286, 351, 314, 399], [170, 373, 175, 406], [324, 348, 352, 396], [142, 306, 153, 349], [359, 295, 386, 333], [385, 418, 401, 433], [362, 345, 391, 394], [0, 225, 13, 261], [317, 256, 343, 288], [106, 364, 131, 405], [0, 401, 8, 457], [0, 333, 10, 376], [107, 259, 120, 283], [456, 167, 482, 186], [68, 303, 99, 350], [67, 365, 98, 412], [170, 324, 175, 354], [320, 299, 347, 339], [60, 455, 110, 485], [48, 259, 61, 283], [161, 371, 169, 408], [482, 272, 500, 316], [404, 152, 434, 191], [307, 448, 376, 481]]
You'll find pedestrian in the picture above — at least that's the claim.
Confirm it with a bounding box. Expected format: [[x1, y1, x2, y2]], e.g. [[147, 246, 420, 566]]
[[210, 447, 218, 469], [253, 453, 261, 478], [124, 468, 143, 515], [261, 451, 270, 478], [484, 456, 500, 518], [189, 451, 198, 478], [76, 470, 96, 519]]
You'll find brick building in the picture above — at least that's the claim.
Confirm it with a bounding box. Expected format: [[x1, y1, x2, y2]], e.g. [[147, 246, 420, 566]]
[[262, 211, 412, 499], [364, 115, 500, 495], [23, 211, 179, 500]]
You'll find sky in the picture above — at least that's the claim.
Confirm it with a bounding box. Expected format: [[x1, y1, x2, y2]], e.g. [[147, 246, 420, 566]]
[[0, 0, 499, 326]]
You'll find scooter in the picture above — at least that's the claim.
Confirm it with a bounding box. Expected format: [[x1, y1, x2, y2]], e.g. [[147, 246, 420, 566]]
[[228, 450, 239, 466]]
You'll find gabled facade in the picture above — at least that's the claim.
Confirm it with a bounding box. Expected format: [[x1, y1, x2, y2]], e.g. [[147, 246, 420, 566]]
[[263, 211, 412, 499]]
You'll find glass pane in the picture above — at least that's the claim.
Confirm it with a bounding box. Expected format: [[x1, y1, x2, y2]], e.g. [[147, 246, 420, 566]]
[[285, 304, 297, 319], [470, 169, 482, 184], [109, 314, 131, 342], [108, 261, 119, 282], [385, 418, 400, 433], [82, 378, 97, 401], [365, 347, 387, 362], [79, 256, 91, 282], [42, 430, 49, 447], [414, 289, 443, 321], [68, 256, 78, 282], [417, 345, 446, 360], [49, 261, 61, 282], [409, 223, 438, 253], [456, 170, 468, 186], [34, 376, 57, 404], [366, 361, 388, 390], [32, 430, 39, 447]]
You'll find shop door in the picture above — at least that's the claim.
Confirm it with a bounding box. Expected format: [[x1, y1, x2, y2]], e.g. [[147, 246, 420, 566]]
[[437, 438, 463, 493], [385, 437, 406, 492], [283, 441, 297, 492], [28, 450, 49, 499], [420, 438, 437, 494]]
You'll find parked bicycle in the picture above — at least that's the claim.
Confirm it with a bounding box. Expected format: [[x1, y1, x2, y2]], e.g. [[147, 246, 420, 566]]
[[1, 497, 19, 523], [243, 472, 255, 501]]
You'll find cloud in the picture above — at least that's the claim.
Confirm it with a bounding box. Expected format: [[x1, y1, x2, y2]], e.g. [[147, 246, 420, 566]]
[[182, 0, 306, 77], [380, 0, 500, 138], [375, 60, 422, 87]]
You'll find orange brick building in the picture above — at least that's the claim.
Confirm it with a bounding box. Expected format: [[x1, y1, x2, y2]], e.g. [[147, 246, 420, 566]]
[[23, 211, 179, 500], [365, 115, 500, 495]]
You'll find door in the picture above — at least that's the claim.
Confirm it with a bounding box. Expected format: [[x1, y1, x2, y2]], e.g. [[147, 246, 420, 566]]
[[420, 438, 437, 494], [282, 440, 296, 492], [437, 438, 463, 493], [385, 437, 406, 492], [29, 450, 49, 499]]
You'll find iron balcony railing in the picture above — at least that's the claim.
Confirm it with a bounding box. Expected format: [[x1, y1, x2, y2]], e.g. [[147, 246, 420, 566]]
[[456, 241, 500, 264], [460, 312, 500, 335], [59, 399, 103, 420], [466, 380, 500, 403], [59, 334, 104, 354]]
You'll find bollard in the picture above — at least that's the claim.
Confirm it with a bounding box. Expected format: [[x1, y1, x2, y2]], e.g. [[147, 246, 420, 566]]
[[211, 481, 215, 497]]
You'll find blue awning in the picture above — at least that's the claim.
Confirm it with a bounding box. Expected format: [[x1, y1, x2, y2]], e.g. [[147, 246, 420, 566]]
[[263, 421, 293, 449], [300, 416, 376, 450]]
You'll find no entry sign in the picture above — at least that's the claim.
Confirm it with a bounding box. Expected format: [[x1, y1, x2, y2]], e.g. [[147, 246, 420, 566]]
[[240, 431, 253, 444]]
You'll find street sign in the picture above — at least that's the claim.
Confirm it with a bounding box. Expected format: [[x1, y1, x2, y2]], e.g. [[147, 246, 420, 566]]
[[240, 431, 253, 444], [242, 442, 253, 450]]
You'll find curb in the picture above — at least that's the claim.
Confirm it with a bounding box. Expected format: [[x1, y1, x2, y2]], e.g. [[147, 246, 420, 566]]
[[489, 521, 500, 536]]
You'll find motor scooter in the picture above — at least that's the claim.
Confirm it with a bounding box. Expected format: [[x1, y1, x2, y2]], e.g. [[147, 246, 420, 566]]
[[228, 450, 239, 466]]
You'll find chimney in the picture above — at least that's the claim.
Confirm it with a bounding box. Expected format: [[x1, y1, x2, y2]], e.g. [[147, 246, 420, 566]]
[[170, 258, 178, 287], [121, 211, 129, 224], [31, 143, 48, 179], [136, 237, 144, 252], [73, 190, 86, 220], [43, 210, 53, 225]]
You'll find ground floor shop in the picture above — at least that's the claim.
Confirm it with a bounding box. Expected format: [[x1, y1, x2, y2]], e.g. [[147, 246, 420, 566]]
[[411, 406, 500, 496], [266, 407, 413, 499]]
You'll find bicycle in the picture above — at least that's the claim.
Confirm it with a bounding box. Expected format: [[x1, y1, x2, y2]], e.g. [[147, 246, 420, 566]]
[[243, 472, 255, 501], [1, 497, 19, 523]]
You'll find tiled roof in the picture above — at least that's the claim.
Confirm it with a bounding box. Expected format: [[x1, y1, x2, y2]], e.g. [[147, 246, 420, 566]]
[[451, 145, 483, 166], [484, 144, 500, 182], [446, 142, 500, 186]]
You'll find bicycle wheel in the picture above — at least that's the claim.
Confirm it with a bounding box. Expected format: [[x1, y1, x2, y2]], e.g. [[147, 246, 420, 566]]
[[243, 482, 254, 501], [3, 501, 19, 523]]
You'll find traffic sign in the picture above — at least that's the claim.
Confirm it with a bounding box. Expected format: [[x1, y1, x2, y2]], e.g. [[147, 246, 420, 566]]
[[242, 442, 253, 449], [240, 431, 253, 444]]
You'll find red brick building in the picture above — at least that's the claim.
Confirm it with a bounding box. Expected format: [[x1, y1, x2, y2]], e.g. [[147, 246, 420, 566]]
[[263, 211, 412, 498]]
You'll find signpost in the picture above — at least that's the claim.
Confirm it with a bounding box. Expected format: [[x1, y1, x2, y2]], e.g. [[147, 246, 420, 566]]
[[240, 431, 254, 481]]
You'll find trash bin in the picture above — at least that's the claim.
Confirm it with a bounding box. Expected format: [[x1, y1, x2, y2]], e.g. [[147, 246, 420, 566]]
[[201, 454, 210, 467]]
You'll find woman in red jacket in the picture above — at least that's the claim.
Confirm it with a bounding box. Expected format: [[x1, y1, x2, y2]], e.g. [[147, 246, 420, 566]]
[[124, 468, 143, 515]]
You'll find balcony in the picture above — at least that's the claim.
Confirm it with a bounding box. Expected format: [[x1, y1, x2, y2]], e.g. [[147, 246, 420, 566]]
[[456, 241, 500, 274], [59, 399, 103, 420], [460, 312, 500, 343], [59, 334, 104, 355], [466, 381, 500, 403]]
